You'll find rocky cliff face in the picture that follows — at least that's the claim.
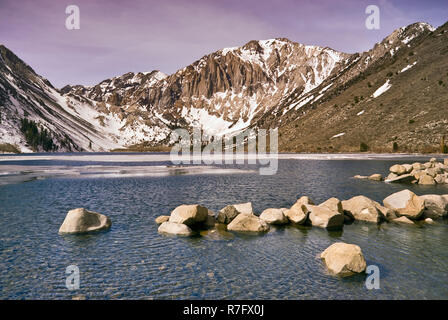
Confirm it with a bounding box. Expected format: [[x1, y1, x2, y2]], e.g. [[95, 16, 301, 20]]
[[62, 38, 349, 141], [1, 21, 445, 153]]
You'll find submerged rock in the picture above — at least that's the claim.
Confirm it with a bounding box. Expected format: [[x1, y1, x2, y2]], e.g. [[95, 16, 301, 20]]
[[425, 218, 435, 224], [217, 202, 253, 224], [368, 174, 383, 181], [383, 190, 424, 220], [320, 242, 367, 277], [392, 216, 415, 224], [259, 208, 289, 225], [204, 211, 217, 228], [155, 215, 170, 224], [385, 173, 415, 184], [169, 204, 209, 226], [227, 213, 269, 232], [158, 221, 192, 236], [59, 208, 111, 234]]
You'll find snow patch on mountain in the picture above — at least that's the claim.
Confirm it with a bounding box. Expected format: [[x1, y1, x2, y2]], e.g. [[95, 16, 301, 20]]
[[372, 80, 392, 98], [400, 61, 417, 73]]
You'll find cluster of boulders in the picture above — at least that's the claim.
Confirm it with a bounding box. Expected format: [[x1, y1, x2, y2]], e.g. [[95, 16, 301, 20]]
[[355, 158, 448, 185], [56, 208, 369, 277], [56, 186, 447, 236], [155, 189, 447, 238], [57, 190, 447, 278], [156, 203, 268, 236], [156, 204, 216, 236]]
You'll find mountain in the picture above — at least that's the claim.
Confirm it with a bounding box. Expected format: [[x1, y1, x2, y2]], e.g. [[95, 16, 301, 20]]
[[262, 22, 448, 153], [0, 45, 125, 152], [1, 21, 447, 153], [61, 38, 349, 144]]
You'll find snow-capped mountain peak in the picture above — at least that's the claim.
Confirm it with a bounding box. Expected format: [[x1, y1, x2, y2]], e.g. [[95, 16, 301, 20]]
[[0, 21, 442, 153]]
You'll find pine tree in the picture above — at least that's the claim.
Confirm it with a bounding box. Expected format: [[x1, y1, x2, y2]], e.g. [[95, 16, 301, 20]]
[[393, 142, 399, 152], [441, 136, 448, 154]]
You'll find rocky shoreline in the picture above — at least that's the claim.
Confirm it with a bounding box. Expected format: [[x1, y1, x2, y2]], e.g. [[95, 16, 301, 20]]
[[355, 158, 448, 185], [155, 188, 446, 237]]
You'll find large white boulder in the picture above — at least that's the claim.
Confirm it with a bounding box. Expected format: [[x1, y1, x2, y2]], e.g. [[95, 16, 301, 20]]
[[420, 194, 448, 219], [59, 208, 112, 234], [259, 208, 289, 225], [227, 213, 269, 232], [158, 221, 193, 236], [390, 164, 407, 175], [383, 190, 424, 219], [155, 215, 170, 224], [307, 205, 344, 229], [419, 173, 436, 185], [342, 196, 388, 223], [320, 242, 367, 277], [169, 204, 209, 226], [285, 196, 313, 225]]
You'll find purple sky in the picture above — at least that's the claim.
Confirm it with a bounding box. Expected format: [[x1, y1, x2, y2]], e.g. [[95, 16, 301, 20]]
[[1, 0, 447, 88]]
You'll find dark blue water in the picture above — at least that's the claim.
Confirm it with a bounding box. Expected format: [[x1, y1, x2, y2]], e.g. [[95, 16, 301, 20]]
[[0, 154, 447, 299]]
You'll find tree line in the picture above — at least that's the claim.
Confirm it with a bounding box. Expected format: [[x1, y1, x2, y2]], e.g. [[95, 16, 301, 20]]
[[20, 118, 57, 152]]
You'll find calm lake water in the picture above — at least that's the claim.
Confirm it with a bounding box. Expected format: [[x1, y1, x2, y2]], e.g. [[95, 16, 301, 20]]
[[0, 153, 447, 300]]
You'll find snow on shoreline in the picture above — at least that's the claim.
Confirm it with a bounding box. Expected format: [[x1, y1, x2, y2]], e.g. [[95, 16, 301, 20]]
[[0, 153, 440, 163]]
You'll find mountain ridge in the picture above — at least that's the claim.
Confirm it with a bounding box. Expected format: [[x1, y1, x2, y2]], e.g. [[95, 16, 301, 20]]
[[1, 21, 447, 153]]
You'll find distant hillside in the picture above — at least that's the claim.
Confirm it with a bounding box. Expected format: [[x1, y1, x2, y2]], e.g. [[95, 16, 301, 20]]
[[259, 22, 448, 153]]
